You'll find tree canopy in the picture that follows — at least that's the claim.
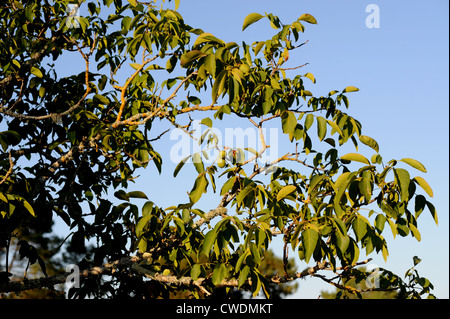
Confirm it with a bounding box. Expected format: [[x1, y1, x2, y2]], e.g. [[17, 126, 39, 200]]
[[0, 0, 437, 299]]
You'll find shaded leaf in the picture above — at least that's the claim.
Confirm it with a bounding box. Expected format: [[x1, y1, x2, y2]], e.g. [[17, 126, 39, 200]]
[[201, 229, 217, 256], [393, 168, 410, 202], [302, 228, 319, 263], [180, 50, 206, 68], [220, 176, 236, 195], [127, 191, 148, 199]]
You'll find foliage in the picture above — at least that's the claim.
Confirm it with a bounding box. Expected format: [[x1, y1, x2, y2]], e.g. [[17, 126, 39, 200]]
[[0, 0, 437, 298], [320, 257, 435, 299]]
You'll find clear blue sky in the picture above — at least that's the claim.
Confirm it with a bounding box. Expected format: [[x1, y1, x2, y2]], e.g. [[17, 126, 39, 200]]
[[48, 0, 448, 298]]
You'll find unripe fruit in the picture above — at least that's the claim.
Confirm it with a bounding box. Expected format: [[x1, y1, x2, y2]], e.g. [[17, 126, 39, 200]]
[[239, 64, 250, 74], [217, 150, 226, 168]]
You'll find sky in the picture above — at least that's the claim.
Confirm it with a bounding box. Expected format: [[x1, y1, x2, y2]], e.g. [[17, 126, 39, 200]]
[[6, 0, 447, 298]]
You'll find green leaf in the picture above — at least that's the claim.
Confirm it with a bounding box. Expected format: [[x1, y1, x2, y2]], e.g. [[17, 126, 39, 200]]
[[127, 191, 148, 199], [340, 153, 370, 165], [242, 13, 265, 31], [332, 217, 347, 236], [277, 185, 296, 201], [309, 174, 325, 194], [343, 86, 359, 93], [174, 0, 180, 10], [130, 63, 141, 70], [238, 265, 250, 288], [413, 176, 433, 197], [352, 216, 368, 242], [359, 174, 372, 202], [31, 67, 43, 78], [359, 135, 379, 153], [189, 174, 208, 204], [211, 70, 227, 102], [426, 201, 438, 225], [236, 183, 255, 205], [303, 72, 316, 83], [136, 215, 151, 238], [93, 94, 110, 105], [281, 111, 297, 135], [200, 117, 213, 128], [326, 119, 343, 137], [22, 199, 35, 217], [375, 214, 386, 233], [302, 228, 319, 263], [114, 190, 129, 201], [212, 263, 228, 285], [409, 223, 421, 241], [393, 168, 410, 202], [173, 155, 191, 177], [304, 114, 314, 131], [201, 229, 217, 256], [127, 0, 137, 6], [194, 33, 225, 47], [191, 264, 202, 280], [204, 54, 216, 77], [335, 232, 350, 254], [334, 172, 351, 190], [138, 238, 147, 252], [413, 256, 422, 266], [180, 50, 207, 68], [221, 176, 236, 196], [400, 158, 427, 173], [192, 153, 205, 174], [317, 116, 327, 141], [298, 13, 317, 24]]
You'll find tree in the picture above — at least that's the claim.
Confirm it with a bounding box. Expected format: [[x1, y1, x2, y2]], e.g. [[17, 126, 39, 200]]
[[0, 0, 437, 299]]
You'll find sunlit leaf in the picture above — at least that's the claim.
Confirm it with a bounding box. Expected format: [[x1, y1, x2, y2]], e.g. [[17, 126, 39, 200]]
[[340, 153, 370, 165], [343, 86, 359, 93], [400, 158, 427, 173], [277, 185, 296, 201], [413, 176, 433, 197], [298, 13, 317, 24], [242, 13, 264, 31], [359, 135, 379, 153]]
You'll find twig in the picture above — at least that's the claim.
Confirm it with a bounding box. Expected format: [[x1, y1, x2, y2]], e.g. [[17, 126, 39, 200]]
[[0, 151, 14, 185]]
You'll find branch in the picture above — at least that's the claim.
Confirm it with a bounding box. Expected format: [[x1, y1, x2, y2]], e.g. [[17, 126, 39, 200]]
[[0, 36, 93, 122], [0, 151, 14, 185], [114, 56, 158, 124], [192, 207, 228, 230]]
